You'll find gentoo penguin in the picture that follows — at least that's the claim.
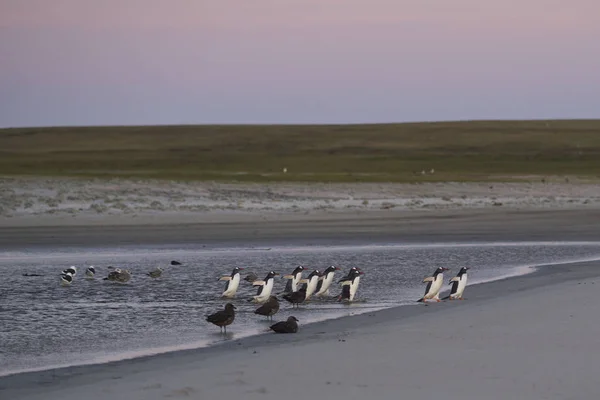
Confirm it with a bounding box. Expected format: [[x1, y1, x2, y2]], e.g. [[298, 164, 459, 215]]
[[85, 266, 95, 278], [249, 271, 280, 303], [147, 267, 163, 279], [443, 267, 470, 300], [315, 266, 341, 297], [270, 316, 299, 334], [254, 296, 280, 320], [206, 303, 236, 333], [62, 266, 77, 276], [339, 268, 364, 302], [60, 273, 73, 286], [299, 269, 321, 300], [282, 266, 305, 294], [338, 266, 362, 284], [219, 267, 244, 298], [283, 287, 307, 308], [417, 267, 449, 303]]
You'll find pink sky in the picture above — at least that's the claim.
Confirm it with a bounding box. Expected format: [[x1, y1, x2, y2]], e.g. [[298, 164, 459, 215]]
[[1, 0, 599, 127]]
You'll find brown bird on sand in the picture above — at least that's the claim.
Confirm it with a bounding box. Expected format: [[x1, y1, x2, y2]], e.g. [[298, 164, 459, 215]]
[[254, 296, 280, 320], [206, 303, 236, 333], [282, 287, 306, 308], [270, 316, 299, 334]]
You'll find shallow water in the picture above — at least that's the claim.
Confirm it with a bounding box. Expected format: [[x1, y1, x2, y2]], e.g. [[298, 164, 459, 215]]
[[2, 241, 600, 376]]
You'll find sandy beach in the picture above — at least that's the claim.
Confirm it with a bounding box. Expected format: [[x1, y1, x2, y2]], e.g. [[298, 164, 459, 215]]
[[2, 186, 600, 399]]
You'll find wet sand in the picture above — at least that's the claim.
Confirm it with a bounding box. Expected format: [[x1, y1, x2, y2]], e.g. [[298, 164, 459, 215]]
[[2, 207, 600, 248], [1, 209, 600, 399]]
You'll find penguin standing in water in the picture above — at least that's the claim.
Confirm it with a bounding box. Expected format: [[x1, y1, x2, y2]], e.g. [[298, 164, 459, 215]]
[[298, 269, 321, 301], [281, 266, 305, 294], [443, 267, 470, 300], [417, 267, 449, 303], [249, 271, 279, 303], [339, 268, 364, 302], [315, 266, 341, 297], [219, 267, 244, 298]]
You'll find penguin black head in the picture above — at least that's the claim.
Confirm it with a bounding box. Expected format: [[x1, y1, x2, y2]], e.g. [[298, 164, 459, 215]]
[[308, 269, 321, 278], [324, 266, 340, 274], [265, 271, 279, 279], [232, 267, 244, 275]]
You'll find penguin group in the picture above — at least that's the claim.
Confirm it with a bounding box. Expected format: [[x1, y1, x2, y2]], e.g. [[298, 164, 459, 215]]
[[417, 267, 470, 303], [207, 265, 472, 335], [206, 265, 364, 334], [59, 266, 99, 285]]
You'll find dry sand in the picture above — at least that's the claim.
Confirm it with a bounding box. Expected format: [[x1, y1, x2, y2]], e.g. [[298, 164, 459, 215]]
[[1, 177, 599, 228], [2, 260, 599, 400]]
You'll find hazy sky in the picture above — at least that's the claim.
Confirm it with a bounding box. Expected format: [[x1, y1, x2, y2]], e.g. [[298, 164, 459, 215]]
[[1, 0, 599, 127]]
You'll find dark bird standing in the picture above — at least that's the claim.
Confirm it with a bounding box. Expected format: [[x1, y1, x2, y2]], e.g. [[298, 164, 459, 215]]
[[206, 303, 236, 333], [254, 296, 280, 320], [282, 287, 307, 308]]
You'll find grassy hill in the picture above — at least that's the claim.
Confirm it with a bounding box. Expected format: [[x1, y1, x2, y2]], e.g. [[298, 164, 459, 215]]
[[1, 120, 599, 182]]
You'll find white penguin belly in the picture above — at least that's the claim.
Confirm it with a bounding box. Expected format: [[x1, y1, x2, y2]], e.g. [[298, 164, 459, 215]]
[[426, 275, 444, 299], [316, 274, 334, 296], [349, 276, 360, 301], [291, 274, 301, 293], [222, 274, 240, 297], [255, 279, 274, 302], [305, 277, 319, 299], [452, 275, 468, 298]]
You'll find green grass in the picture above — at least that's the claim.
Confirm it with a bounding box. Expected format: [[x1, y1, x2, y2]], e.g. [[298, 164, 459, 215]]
[[1, 120, 600, 182]]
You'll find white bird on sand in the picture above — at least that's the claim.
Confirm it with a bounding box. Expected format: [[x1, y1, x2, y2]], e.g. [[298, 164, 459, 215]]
[[443, 267, 470, 300], [417, 267, 449, 303], [85, 266, 96, 278], [146, 267, 163, 279]]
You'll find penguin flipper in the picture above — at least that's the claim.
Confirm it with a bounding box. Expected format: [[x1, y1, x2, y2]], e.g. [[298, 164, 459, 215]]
[[252, 280, 266, 286], [423, 277, 434, 282], [449, 277, 459, 283], [416, 298, 425, 303], [219, 276, 232, 281]]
